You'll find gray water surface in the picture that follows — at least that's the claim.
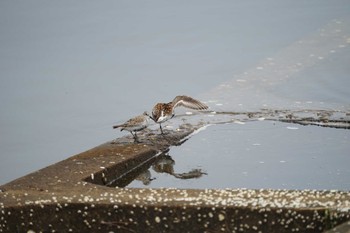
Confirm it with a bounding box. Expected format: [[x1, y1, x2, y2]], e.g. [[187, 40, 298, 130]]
[[1, 1, 350, 186], [128, 121, 350, 190]]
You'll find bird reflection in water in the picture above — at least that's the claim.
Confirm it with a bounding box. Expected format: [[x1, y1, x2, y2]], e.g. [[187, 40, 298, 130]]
[[134, 153, 207, 186]]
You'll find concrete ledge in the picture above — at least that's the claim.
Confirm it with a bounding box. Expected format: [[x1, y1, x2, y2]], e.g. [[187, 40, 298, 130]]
[[1, 121, 350, 232], [324, 220, 350, 233]]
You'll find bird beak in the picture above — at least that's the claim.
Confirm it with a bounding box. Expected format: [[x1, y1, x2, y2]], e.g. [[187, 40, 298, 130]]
[[147, 114, 156, 122]]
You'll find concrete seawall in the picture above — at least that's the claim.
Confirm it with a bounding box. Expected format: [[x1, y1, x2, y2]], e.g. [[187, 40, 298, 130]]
[[1, 119, 350, 232]]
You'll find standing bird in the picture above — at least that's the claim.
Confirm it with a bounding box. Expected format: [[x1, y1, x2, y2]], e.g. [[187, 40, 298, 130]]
[[113, 111, 151, 142], [151, 95, 208, 134]]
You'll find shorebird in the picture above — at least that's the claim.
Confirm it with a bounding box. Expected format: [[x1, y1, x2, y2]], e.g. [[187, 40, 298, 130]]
[[150, 95, 208, 134], [113, 111, 151, 142]]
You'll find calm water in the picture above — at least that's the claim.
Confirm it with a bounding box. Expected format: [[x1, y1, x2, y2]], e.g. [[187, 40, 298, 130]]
[[1, 1, 350, 186], [128, 121, 350, 190]]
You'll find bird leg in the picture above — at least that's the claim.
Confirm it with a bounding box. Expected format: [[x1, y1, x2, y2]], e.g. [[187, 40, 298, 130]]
[[129, 131, 139, 142], [134, 132, 141, 143], [134, 135, 140, 143], [159, 123, 164, 134]]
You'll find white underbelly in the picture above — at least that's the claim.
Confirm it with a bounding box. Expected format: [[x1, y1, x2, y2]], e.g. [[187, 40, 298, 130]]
[[157, 115, 170, 123], [157, 111, 171, 123]]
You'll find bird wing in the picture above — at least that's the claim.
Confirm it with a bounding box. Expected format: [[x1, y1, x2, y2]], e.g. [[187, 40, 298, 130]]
[[130, 115, 146, 124], [171, 95, 208, 110], [113, 114, 145, 129]]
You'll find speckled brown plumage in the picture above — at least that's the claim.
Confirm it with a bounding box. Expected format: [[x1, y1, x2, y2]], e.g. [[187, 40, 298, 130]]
[[151, 95, 208, 134], [113, 111, 151, 142]]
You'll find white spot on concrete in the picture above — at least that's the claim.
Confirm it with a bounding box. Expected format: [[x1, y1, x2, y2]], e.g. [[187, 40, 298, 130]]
[[155, 216, 161, 223]]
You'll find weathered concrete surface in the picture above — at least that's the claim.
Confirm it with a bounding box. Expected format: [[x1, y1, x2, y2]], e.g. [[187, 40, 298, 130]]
[[1, 119, 350, 233], [203, 109, 350, 130], [324, 220, 350, 233]]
